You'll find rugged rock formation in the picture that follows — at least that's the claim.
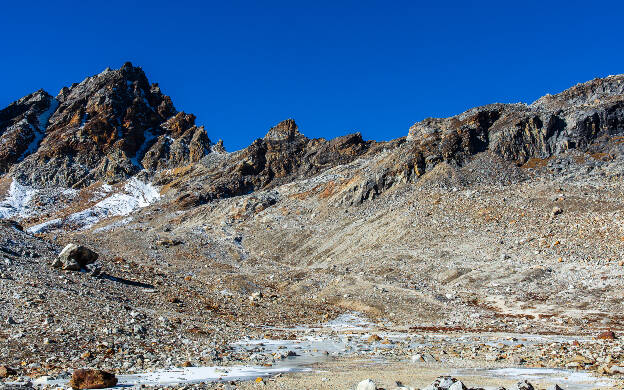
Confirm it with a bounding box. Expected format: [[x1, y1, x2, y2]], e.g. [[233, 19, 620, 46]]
[[0, 90, 57, 174], [154, 119, 376, 207], [406, 75, 624, 170], [2, 62, 212, 188], [2, 65, 624, 205]]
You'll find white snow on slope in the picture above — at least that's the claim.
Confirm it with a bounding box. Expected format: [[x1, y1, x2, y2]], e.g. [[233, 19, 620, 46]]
[[19, 98, 59, 161], [130, 129, 156, 168], [0, 180, 37, 219], [27, 177, 160, 233]]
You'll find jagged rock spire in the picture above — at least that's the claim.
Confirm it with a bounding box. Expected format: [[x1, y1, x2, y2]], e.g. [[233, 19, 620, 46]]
[[264, 119, 302, 142]]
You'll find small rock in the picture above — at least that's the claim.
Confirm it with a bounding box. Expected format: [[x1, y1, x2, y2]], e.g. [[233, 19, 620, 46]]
[[512, 380, 534, 390], [367, 334, 382, 342], [249, 291, 263, 302], [0, 365, 17, 378], [356, 379, 377, 390], [547, 385, 563, 390], [551, 206, 563, 217], [423, 376, 459, 390], [84, 263, 101, 276], [69, 369, 117, 389], [597, 330, 616, 340]]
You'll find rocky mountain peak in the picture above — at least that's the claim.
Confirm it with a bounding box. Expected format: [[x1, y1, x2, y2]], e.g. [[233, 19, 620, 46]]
[[1, 63, 212, 187], [264, 119, 302, 141]]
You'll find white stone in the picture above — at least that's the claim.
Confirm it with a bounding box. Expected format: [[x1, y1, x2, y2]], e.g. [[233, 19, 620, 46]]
[[356, 379, 377, 390]]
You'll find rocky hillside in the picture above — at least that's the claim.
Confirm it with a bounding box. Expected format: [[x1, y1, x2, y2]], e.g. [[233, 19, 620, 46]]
[[3, 65, 624, 387]]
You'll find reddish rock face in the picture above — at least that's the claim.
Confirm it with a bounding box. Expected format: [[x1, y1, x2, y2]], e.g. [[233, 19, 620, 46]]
[[69, 369, 118, 389], [1, 62, 212, 188], [597, 330, 616, 340]]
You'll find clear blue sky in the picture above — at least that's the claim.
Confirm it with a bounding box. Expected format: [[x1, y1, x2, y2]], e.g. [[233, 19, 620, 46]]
[[2, 0, 623, 151]]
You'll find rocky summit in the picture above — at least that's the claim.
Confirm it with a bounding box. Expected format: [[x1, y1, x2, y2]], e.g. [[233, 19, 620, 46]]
[[1, 62, 210, 188], [1, 65, 624, 389]]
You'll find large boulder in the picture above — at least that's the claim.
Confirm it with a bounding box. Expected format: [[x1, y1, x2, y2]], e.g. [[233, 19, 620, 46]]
[[53, 244, 98, 271], [69, 369, 117, 389]]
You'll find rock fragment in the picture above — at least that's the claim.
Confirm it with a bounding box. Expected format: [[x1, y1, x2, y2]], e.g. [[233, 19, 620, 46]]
[[551, 206, 563, 217], [597, 330, 616, 340], [512, 380, 534, 390], [423, 376, 464, 390], [0, 365, 17, 378], [69, 369, 117, 390], [56, 244, 98, 271]]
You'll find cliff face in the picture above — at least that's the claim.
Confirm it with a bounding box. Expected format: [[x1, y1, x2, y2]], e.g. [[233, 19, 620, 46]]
[[0, 90, 57, 174], [1, 62, 211, 188], [406, 75, 624, 170]]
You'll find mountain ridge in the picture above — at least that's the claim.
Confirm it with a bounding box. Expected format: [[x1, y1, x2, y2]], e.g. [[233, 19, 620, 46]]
[[1, 64, 624, 204]]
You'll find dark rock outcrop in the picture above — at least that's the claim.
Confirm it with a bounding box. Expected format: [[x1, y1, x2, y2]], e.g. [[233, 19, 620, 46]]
[[406, 75, 624, 170], [0, 90, 57, 174], [156, 119, 376, 206]]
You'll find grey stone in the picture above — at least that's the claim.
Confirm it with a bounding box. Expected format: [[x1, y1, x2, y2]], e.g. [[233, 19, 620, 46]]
[[57, 244, 98, 271]]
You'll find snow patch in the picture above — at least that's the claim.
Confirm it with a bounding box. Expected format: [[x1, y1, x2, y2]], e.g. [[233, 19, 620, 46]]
[[27, 218, 62, 234], [27, 178, 160, 233], [131, 129, 157, 168], [33, 365, 308, 388], [323, 313, 373, 331], [0, 180, 37, 219], [70, 177, 160, 227], [19, 98, 59, 161], [117, 365, 308, 386], [453, 367, 615, 390]]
